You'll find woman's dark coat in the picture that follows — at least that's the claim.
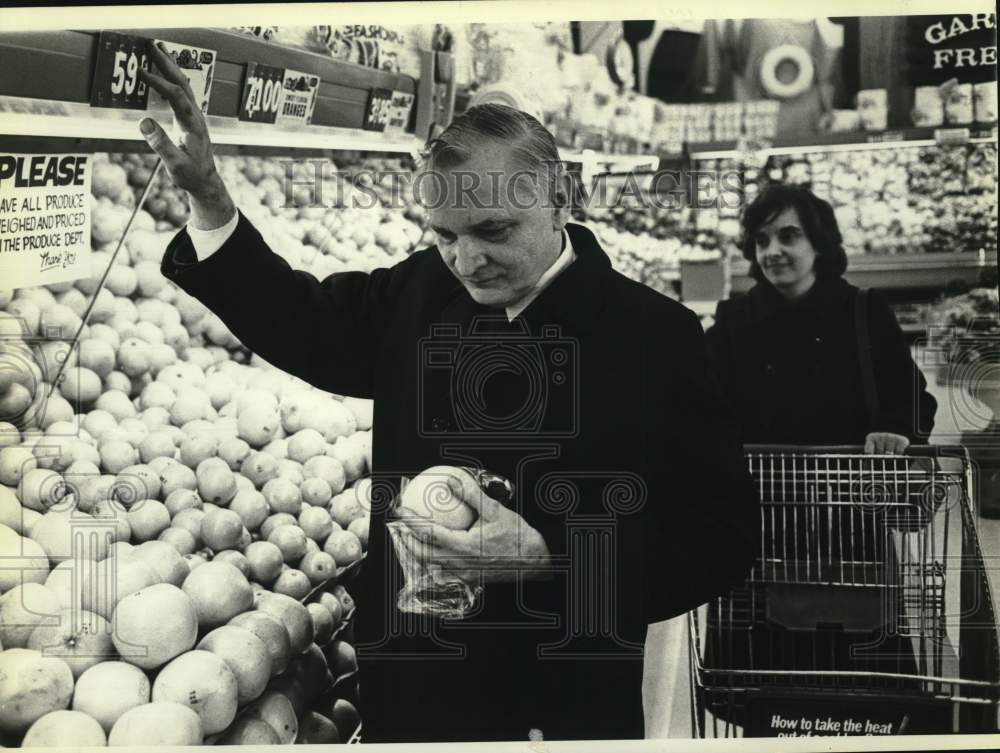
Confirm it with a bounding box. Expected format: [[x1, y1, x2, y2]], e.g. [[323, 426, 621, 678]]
[[702, 275, 938, 730], [162, 214, 759, 743], [705, 276, 937, 446]]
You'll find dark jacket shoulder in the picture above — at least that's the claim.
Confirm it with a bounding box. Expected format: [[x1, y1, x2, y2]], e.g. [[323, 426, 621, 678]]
[[605, 267, 704, 333]]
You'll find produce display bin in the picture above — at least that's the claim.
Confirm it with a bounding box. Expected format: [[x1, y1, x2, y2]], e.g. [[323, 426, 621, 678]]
[[0, 24, 426, 747]]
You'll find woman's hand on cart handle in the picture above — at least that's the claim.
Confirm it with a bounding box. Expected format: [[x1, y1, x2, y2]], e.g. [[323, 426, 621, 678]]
[[864, 432, 910, 455], [137, 41, 236, 231]]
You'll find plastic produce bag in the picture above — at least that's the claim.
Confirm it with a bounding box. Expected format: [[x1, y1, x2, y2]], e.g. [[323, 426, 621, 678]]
[[386, 466, 513, 619]]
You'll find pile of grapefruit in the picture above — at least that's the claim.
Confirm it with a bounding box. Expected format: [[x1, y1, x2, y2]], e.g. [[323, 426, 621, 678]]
[[0, 151, 411, 746]]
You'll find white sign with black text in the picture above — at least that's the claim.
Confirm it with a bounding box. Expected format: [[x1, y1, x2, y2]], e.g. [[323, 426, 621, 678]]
[[0, 153, 92, 289]]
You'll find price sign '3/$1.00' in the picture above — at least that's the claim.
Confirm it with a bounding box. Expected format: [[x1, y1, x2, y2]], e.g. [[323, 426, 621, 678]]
[[240, 62, 285, 124]]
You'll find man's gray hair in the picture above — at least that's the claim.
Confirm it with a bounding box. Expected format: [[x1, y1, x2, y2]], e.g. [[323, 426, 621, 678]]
[[418, 104, 566, 204], [422, 103, 560, 170]]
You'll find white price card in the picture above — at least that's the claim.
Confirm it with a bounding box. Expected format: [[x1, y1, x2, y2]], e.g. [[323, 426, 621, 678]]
[[384, 91, 415, 137], [149, 40, 217, 114], [0, 153, 92, 290], [276, 69, 320, 126]]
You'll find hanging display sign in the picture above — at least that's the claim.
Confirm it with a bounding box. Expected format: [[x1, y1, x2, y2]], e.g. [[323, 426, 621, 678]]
[[90, 33, 216, 114], [906, 14, 997, 85], [148, 40, 217, 114], [275, 69, 320, 126], [363, 87, 394, 131], [0, 153, 92, 289], [89, 31, 151, 110], [239, 62, 285, 124], [384, 91, 416, 136]]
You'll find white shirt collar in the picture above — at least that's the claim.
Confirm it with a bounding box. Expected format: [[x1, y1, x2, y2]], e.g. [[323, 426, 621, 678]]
[[505, 228, 576, 321]]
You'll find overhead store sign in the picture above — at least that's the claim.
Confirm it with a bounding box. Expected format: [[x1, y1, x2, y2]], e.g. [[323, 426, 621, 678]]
[[0, 153, 92, 289], [906, 14, 997, 84], [275, 69, 320, 126], [923, 14, 996, 70], [239, 62, 285, 124]]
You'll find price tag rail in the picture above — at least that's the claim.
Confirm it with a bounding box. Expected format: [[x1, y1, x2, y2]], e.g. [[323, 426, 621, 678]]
[[0, 96, 424, 157], [0, 28, 431, 156]]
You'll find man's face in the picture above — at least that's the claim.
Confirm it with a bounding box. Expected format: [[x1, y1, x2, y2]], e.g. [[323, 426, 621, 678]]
[[424, 141, 565, 308]]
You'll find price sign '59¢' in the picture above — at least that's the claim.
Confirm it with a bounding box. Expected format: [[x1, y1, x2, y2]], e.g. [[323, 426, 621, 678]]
[[240, 62, 285, 124], [90, 31, 151, 109]]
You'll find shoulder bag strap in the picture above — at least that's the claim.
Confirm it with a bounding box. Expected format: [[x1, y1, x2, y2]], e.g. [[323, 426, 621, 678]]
[[855, 287, 881, 427]]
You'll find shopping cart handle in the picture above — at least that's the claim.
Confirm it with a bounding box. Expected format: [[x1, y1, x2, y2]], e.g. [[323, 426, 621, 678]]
[[742, 444, 968, 459]]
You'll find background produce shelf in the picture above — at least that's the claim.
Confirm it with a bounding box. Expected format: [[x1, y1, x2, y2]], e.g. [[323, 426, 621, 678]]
[[687, 125, 999, 160], [731, 250, 999, 294]]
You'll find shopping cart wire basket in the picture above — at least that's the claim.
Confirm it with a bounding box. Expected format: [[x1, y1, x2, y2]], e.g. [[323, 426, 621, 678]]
[[688, 445, 1000, 737]]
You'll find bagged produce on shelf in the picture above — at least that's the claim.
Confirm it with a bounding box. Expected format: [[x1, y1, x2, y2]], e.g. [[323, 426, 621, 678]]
[[974, 81, 998, 124], [912, 85, 945, 127]]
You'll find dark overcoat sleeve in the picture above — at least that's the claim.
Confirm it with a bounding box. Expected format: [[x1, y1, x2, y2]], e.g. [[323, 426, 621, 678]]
[[703, 298, 738, 400], [161, 211, 394, 398], [645, 308, 760, 623], [866, 289, 937, 444]]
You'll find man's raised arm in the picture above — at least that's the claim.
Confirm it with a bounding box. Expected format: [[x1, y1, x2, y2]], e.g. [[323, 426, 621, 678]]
[[138, 42, 237, 235], [138, 41, 389, 398]]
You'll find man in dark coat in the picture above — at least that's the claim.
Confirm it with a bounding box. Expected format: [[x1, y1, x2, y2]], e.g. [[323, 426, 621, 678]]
[[140, 44, 758, 742]]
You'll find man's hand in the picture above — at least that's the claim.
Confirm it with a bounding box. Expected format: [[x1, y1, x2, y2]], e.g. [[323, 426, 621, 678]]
[[137, 41, 235, 230], [864, 432, 910, 455], [394, 471, 552, 585]]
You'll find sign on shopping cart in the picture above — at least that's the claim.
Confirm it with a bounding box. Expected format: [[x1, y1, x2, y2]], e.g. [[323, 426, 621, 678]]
[[276, 69, 320, 126], [743, 684, 953, 736]]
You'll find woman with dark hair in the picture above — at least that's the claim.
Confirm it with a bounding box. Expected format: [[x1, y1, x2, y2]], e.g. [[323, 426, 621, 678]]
[[706, 182, 937, 451]]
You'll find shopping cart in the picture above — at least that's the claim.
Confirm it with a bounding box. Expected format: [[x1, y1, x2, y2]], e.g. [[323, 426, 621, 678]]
[[689, 445, 1000, 737]]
